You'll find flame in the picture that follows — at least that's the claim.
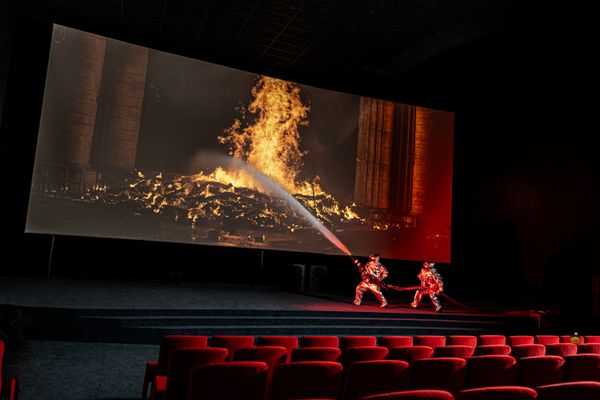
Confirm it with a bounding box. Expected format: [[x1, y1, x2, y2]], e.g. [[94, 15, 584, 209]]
[[74, 74, 388, 239], [219, 76, 322, 196]]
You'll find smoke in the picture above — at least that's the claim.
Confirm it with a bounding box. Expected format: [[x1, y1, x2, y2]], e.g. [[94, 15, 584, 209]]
[[189, 151, 353, 257]]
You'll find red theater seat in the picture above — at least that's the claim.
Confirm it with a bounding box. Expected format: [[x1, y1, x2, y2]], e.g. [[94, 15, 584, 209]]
[[535, 335, 559, 345], [478, 336, 506, 346], [256, 336, 298, 362], [142, 335, 208, 400], [577, 343, 600, 354], [560, 335, 584, 344], [448, 336, 477, 347], [342, 346, 389, 367], [415, 336, 446, 349], [301, 336, 340, 348], [411, 357, 467, 393], [341, 336, 378, 349], [563, 354, 600, 381], [1, 341, 19, 400], [473, 345, 511, 356], [464, 355, 516, 389], [536, 381, 600, 400], [544, 343, 577, 357], [187, 361, 269, 400], [516, 356, 564, 388], [360, 390, 454, 400], [342, 360, 411, 400], [209, 336, 255, 361], [379, 336, 414, 349], [291, 347, 342, 362], [270, 361, 344, 400], [585, 335, 600, 343], [232, 346, 287, 368], [455, 386, 537, 400], [509, 336, 534, 346], [151, 347, 228, 400], [510, 344, 545, 360], [2, 378, 18, 400], [388, 346, 434, 363], [434, 346, 475, 359]]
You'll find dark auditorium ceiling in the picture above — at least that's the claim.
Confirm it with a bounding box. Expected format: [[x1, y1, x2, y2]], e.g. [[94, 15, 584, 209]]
[[5, 0, 583, 108]]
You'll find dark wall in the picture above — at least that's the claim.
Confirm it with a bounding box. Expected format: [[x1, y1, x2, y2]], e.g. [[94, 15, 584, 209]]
[[1, 7, 598, 321]]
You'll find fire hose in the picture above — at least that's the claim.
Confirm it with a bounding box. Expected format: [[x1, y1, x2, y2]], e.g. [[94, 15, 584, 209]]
[[383, 283, 474, 310]]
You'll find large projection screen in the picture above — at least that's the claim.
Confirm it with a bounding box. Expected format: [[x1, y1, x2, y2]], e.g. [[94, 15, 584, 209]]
[[26, 25, 454, 262]]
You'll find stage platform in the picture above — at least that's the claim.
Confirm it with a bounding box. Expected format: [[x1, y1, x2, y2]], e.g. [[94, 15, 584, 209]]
[[0, 278, 540, 344]]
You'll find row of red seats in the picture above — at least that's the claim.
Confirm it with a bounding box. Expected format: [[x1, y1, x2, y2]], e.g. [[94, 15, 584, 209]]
[[155, 334, 599, 351], [145, 352, 600, 400], [141, 335, 600, 400], [361, 382, 600, 400], [149, 333, 597, 354], [0, 340, 18, 400]]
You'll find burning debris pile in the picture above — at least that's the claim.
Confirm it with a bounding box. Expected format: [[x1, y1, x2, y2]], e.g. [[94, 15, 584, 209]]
[[95, 169, 366, 234], [84, 75, 386, 235]]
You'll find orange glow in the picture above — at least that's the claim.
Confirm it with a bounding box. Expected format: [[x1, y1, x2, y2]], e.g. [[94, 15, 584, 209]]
[[219, 76, 322, 196]]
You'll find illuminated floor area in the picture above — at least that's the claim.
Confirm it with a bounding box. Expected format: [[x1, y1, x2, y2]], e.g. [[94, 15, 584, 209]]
[[0, 278, 539, 345], [1, 277, 495, 314]]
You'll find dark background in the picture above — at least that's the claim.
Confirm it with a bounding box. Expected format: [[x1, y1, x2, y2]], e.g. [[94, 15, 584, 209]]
[[1, 2, 598, 329]]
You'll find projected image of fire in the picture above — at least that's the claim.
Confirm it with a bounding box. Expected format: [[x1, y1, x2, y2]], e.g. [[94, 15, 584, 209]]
[[90, 76, 366, 248]]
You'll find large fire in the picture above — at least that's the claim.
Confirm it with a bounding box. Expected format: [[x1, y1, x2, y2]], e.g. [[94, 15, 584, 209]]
[[79, 75, 379, 240], [218, 76, 321, 196]]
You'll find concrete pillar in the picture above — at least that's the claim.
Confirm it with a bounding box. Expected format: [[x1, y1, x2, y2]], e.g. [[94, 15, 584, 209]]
[[91, 40, 148, 183], [354, 98, 417, 215], [34, 26, 107, 194], [38, 27, 106, 167]]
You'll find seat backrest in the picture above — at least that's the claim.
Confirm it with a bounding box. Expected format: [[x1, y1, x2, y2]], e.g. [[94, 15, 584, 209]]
[[411, 357, 467, 393], [270, 361, 344, 400], [291, 347, 341, 362], [544, 343, 577, 357], [300, 335, 340, 348], [341, 336, 377, 349], [415, 336, 446, 349], [434, 345, 475, 359], [508, 336, 534, 346], [577, 343, 600, 354], [536, 381, 600, 400], [560, 335, 585, 344], [510, 344, 545, 360], [359, 390, 454, 400], [256, 336, 298, 362], [473, 345, 511, 356], [157, 335, 208, 375], [516, 355, 564, 388], [448, 336, 477, 347], [0, 340, 4, 394], [536, 335, 560, 345], [209, 335, 255, 361], [341, 360, 410, 400], [478, 335, 506, 346], [388, 346, 434, 363], [379, 336, 414, 349], [563, 354, 600, 382], [585, 335, 600, 343], [187, 361, 268, 400], [342, 346, 389, 367], [464, 355, 516, 389], [456, 386, 537, 400], [166, 347, 228, 400], [232, 346, 287, 369]]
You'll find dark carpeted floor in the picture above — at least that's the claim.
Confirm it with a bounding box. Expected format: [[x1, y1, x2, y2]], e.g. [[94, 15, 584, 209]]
[[4, 340, 156, 400]]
